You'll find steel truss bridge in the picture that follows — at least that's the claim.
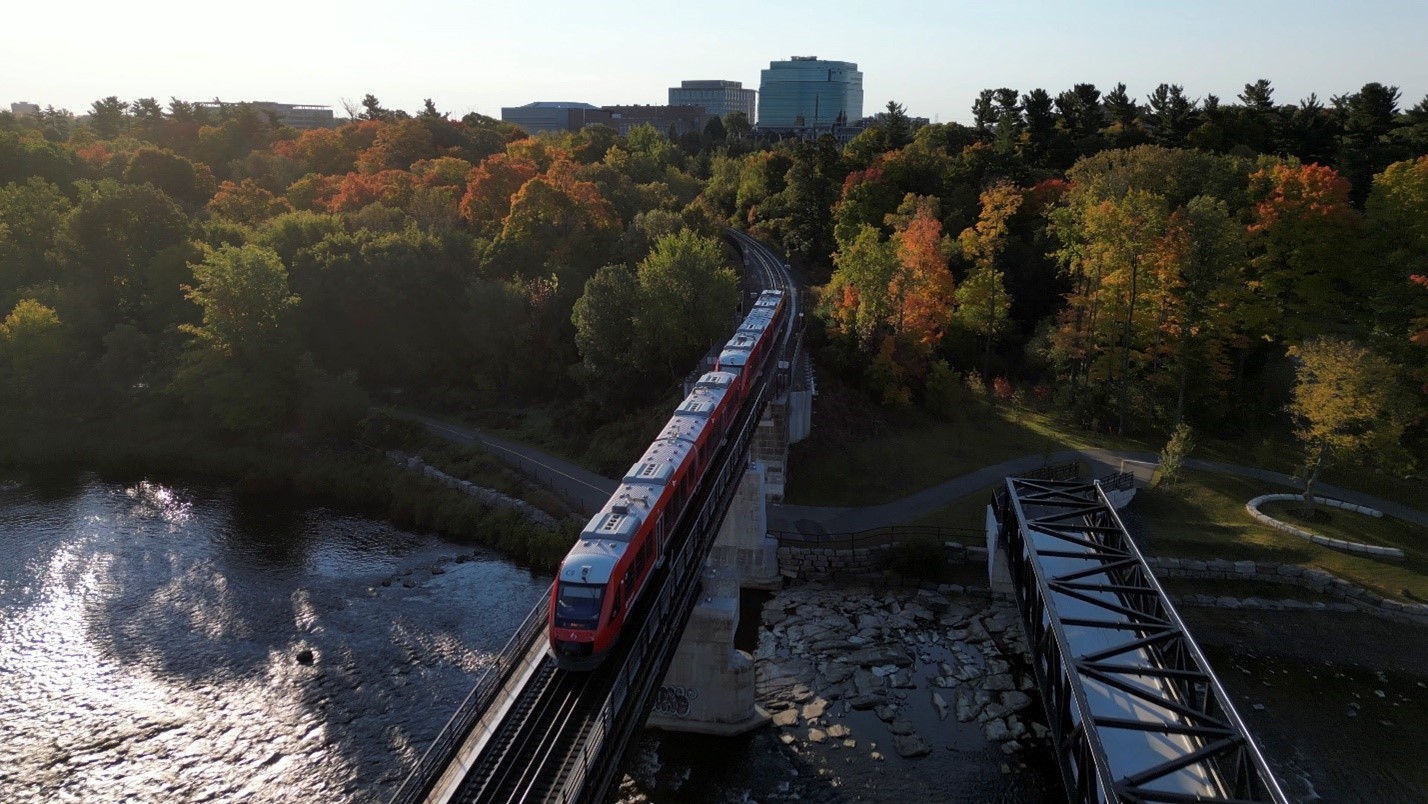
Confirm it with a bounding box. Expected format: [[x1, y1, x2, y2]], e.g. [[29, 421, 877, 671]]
[[993, 477, 1288, 803], [388, 233, 797, 804]]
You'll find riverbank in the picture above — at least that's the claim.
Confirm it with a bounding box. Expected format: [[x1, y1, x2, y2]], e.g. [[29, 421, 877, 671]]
[[0, 405, 575, 571]]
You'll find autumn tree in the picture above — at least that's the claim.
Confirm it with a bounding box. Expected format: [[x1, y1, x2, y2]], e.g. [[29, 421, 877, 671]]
[[955, 181, 1023, 377], [1288, 337, 1412, 515], [889, 195, 954, 353], [1244, 162, 1362, 340], [208, 178, 294, 225], [822, 223, 898, 349], [459, 154, 540, 236]]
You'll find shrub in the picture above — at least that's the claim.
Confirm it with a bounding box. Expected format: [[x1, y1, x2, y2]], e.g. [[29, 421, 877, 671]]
[[883, 536, 946, 580]]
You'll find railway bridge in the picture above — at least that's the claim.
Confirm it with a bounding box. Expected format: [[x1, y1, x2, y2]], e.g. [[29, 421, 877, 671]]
[[389, 231, 805, 804], [392, 233, 1287, 803]]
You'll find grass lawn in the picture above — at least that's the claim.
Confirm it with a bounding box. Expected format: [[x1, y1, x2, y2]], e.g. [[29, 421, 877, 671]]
[[785, 380, 1425, 513], [1129, 471, 1428, 603], [785, 383, 1145, 506], [1158, 576, 1343, 604]]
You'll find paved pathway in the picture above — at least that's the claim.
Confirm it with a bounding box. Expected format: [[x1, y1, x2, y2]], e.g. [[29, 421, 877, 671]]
[[409, 412, 617, 516], [407, 412, 1428, 533]]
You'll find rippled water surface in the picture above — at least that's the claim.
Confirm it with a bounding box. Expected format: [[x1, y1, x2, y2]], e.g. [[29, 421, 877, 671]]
[[0, 474, 550, 803]]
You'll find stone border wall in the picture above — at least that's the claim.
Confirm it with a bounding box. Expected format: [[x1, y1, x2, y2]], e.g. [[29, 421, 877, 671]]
[[777, 541, 987, 585], [1145, 556, 1428, 625], [1246, 494, 1404, 559], [775, 542, 1427, 625], [387, 451, 559, 529]]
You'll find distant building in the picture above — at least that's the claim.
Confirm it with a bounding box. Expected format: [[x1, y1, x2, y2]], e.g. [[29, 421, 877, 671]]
[[197, 100, 334, 129], [501, 101, 612, 134], [602, 104, 707, 137], [757, 56, 863, 131], [10, 102, 40, 117], [669, 80, 757, 123]]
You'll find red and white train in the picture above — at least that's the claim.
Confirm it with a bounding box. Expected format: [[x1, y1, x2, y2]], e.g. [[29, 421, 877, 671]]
[[549, 288, 787, 670]]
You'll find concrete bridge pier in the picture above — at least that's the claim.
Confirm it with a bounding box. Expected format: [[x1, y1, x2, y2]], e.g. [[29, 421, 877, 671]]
[[646, 566, 770, 735], [648, 463, 777, 735], [708, 460, 781, 591]]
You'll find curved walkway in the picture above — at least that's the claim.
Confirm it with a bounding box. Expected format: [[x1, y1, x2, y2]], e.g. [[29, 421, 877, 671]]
[[406, 411, 1428, 535], [771, 449, 1428, 534]]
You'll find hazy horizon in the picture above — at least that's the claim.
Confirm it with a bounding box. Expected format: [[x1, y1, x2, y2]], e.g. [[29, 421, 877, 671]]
[[7, 0, 1427, 124]]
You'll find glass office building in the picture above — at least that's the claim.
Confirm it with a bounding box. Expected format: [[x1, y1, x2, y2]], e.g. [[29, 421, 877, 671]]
[[757, 56, 863, 129]]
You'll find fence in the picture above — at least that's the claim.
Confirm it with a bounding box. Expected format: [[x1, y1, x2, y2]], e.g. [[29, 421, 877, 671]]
[[769, 524, 985, 552]]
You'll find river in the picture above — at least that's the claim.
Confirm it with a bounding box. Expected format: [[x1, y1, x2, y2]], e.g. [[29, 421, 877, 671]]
[[0, 472, 550, 803], [6, 474, 1425, 803]]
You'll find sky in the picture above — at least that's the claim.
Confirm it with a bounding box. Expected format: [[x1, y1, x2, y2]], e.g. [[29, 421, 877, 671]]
[[5, 0, 1427, 124]]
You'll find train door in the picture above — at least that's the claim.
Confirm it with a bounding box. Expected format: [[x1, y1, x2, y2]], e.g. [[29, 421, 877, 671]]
[[654, 513, 666, 567]]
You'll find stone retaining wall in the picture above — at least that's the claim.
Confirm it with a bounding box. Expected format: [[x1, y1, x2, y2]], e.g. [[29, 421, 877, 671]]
[[1145, 556, 1428, 625], [387, 451, 559, 530], [777, 541, 987, 585], [1246, 494, 1404, 559], [775, 542, 1427, 625]]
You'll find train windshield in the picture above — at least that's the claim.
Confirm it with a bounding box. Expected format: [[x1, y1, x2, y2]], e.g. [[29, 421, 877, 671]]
[[556, 582, 605, 628]]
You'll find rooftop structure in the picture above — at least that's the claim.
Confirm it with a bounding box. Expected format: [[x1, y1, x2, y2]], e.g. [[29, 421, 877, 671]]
[[501, 101, 611, 134], [196, 100, 334, 129]]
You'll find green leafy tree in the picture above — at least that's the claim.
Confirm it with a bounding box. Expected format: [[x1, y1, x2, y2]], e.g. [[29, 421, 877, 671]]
[[0, 299, 71, 403], [172, 245, 302, 432], [633, 230, 739, 376], [1157, 422, 1194, 489], [572, 264, 641, 375], [1288, 337, 1413, 516], [87, 96, 130, 138]]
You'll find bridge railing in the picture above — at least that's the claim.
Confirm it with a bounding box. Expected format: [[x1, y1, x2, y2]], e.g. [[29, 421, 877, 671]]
[[389, 588, 552, 804]]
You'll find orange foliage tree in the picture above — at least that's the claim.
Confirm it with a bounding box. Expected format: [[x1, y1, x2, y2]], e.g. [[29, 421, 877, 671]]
[[1245, 162, 1362, 339], [208, 178, 294, 225], [458, 154, 539, 235]]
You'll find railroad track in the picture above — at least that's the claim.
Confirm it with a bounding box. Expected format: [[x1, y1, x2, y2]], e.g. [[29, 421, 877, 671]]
[[400, 232, 798, 804]]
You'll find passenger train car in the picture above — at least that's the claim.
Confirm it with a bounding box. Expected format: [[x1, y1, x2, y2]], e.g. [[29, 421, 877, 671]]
[[549, 289, 786, 670]]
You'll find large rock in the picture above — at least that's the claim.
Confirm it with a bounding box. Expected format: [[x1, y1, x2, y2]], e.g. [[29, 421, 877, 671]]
[[983, 720, 1011, 742], [894, 734, 932, 758], [771, 709, 799, 727], [845, 647, 914, 668], [889, 718, 916, 736], [1000, 691, 1033, 713], [848, 692, 886, 710], [801, 698, 828, 721]]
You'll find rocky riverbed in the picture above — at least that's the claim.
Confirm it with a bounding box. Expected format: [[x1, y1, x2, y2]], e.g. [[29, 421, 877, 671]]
[[751, 583, 1061, 801]]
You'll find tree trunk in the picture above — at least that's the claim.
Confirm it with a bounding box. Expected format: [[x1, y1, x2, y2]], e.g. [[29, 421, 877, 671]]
[[983, 278, 995, 380], [1118, 258, 1140, 435], [1301, 440, 1328, 518]]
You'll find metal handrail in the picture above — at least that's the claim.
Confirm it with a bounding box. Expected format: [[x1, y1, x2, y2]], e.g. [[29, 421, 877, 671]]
[[389, 588, 552, 804]]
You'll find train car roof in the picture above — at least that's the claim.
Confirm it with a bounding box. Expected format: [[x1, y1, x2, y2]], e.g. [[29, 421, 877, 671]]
[[623, 414, 706, 485], [694, 371, 738, 390], [675, 383, 729, 418], [579, 479, 660, 542], [754, 291, 783, 307], [737, 311, 776, 334], [560, 538, 625, 585]]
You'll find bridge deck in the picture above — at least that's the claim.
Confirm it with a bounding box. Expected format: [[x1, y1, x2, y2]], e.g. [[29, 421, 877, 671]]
[[993, 478, 1287, 803]]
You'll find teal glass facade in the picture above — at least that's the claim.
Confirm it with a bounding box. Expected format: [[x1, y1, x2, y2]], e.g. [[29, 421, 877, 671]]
[[757, 57, 863, 129]]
